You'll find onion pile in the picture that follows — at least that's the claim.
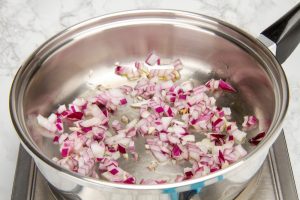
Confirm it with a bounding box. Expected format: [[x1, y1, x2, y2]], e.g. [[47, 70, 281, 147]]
[[37, 52, 265, 184]]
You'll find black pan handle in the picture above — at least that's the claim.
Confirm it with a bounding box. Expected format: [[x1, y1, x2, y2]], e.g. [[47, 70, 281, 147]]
[[261, 3, 300, 64]]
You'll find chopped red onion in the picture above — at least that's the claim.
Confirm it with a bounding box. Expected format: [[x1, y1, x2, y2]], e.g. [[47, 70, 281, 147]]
[[115, 65, 126, 75], [120, 98, 127, 105], [205, 79, 236, 93], [48, 113, 57, 123], [80, 117, 102, 127], [249, 131, 266, 145], [219, 80, 236, 92], [90, 142, 105, 158], [145, 52, 160, 66], [61, 147, 71, 157], [232, 129, 247, 143], [37, 52, 258, 185], [172, 144, 182, 157], [67, 112, 84, 121], [242, 115, 258, 130], [57, 105, 67, 114], [53, 135, 59, 143], [37, 114, 57, 132], [117, 144, 127, 154], [155, 106, 164, 113], [234, 144, 247, 157], [112, 120, 122, 131], [73, 98, 87, 107], [173, 59, 183, 71]]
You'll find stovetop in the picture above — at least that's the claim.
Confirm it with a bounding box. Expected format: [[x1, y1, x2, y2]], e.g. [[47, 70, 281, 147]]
[[11, 132, 299, 200]]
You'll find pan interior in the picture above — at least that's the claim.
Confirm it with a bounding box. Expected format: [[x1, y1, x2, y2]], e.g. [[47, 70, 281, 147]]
[[20, 18, 277, 182]]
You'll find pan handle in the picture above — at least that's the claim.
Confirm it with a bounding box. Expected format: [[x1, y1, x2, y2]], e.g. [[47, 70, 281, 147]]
[[260, 3, 300, 64]]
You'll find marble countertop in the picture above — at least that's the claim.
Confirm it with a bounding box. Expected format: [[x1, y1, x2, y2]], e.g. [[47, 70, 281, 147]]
[[1, 0, 299, 199]]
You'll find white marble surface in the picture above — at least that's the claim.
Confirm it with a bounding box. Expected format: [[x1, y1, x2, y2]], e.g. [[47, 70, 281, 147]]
[[0, 0, 300, 199]]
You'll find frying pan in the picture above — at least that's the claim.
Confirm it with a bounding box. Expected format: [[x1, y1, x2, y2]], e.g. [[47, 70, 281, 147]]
[[9, 4, 300, 200]]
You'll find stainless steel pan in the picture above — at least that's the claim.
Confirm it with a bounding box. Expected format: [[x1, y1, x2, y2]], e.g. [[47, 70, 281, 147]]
[[9, 4, 300, 200]]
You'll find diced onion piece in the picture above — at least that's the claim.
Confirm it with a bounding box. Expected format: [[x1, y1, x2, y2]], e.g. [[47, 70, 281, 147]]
[[48, 113, 57, 124], [219, 80, 236, 92], [145, 52, 160, 66], [234, 144, 247, 158], [73, 98, 87, 106], [57, 105, 67, 114], [181, 135, 195, 142], [91, 142, 105, 158], [232, 129, 247, 143], [67, 112, 84, 121], [249, 131, 266, 145], [81, 117, 102, 127], [37, 114, 57, 132], [242, 115, 258, 129]]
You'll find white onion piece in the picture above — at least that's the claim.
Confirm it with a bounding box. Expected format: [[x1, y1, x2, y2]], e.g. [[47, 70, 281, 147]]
[[89, 104, 105, 119], [73, 98, 87, 106], [145, 52, 160, 66], [91, 142, 105, 158], [37, 114, 57, 132], [48, 113, 57, 124], [161, 117, 173, 130], [181, 135, 195, 142], [130, 100, 150, 108], [232, 129, 247, 143], [234, 144, 247, 157], [80, 118, 102, 127], [57, 105, 67, 114]]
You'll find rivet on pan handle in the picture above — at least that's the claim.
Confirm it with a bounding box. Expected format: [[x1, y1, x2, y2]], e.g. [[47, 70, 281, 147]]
[[260, 3, 300, 64]]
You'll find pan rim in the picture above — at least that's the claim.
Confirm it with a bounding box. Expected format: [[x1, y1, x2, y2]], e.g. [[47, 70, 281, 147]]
[[9, 9, 289, 190]]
